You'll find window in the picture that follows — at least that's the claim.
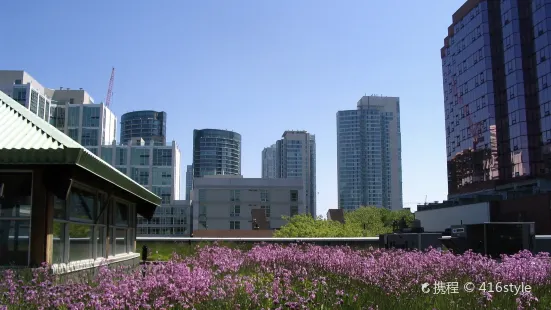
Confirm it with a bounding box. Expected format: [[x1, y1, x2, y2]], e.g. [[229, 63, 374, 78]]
[[153, 149, 172, 166], [230, 190, 240, 201], [67, 106, 80, 127], [261, 205, 271, 217], [53, 185, 105, 264], [260, 190, 269, 202], [112, 201, 134, 256], [0, 172, 32, 266], [290, 190, 298, 202], [131, 168, 149, 186], [131, 149, 150, 166], [230, 221, 240, 230], [82, 106, 100, 127], [290, 205, 299, 217], [81, 129, 99, 146], [116, 148, 127, 165], [230, 205, 240, 217]]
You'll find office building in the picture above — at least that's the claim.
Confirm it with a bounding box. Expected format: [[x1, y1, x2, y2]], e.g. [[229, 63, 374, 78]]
[[120, 110, 167, 146], [186, 164, 193, 200], [191, 175, 305, 231], [50, 103, 116, 155], [442, 0, 551, 198], [136, 200, 191, 236], [97, 139, 181, 204], [0, 70, 95, 122], [261, 144, 277, 179], [336, 95, 403, 211], [193, 129, 241, 177], [274, 131, 317, 217]]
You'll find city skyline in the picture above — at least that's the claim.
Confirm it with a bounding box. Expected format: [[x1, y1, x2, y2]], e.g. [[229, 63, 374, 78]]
[[1, 0, 464, 216]]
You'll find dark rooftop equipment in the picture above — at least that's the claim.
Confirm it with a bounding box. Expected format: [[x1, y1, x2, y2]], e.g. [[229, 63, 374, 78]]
[[379, 218, 442, 251], [439, 222, 535, 258]]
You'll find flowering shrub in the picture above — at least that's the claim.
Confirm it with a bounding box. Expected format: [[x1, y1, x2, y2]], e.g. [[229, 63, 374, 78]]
[[1, 244, 550, 309]]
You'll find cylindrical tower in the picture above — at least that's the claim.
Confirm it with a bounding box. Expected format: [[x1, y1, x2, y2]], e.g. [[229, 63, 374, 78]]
[[120, 110, 167, 145], [193, 129, 241, 177]]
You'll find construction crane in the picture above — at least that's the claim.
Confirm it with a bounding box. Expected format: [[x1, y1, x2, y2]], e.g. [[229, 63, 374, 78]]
[[452, 79, 480, 149], [105, 67, 115, 108]]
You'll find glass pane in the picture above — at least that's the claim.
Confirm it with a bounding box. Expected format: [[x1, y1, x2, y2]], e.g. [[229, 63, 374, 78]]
[[0, 220, 30, 266], [115, 229, 127, 255], [53, 197, 66, 219], [0, 172, 32, 218], [69, 188, 95, 222], [115, 202, 129, 226], [96, 227, 105, 259], [52, 222, 65, 264], [69, 224, 93, 262]]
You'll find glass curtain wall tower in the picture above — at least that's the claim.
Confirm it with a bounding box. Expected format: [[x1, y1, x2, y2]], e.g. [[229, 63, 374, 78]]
[[192, 129, 241, 177], [442, 0, 551, 197]]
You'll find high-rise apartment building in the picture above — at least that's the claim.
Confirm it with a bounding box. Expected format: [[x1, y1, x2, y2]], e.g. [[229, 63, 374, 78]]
[[336, 95, 403, 211], [261, 144, 277, 179], [51, 103, 117, 155], [442, 0, 551, 197], [193, 129, 241, 177], [0, 70, 95, 122], [274, 131, 317, 217], [186, 164, 193, 200], [120, 111, 167, 146], [97, 139, 181, 204]]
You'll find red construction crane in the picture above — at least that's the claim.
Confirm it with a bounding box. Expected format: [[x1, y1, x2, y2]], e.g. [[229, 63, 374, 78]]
[[105, 67, 115, 108], [452, 79, 480, 149]]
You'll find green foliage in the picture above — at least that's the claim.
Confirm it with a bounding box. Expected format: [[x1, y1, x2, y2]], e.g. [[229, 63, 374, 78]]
[[274, 206, 414, 237]]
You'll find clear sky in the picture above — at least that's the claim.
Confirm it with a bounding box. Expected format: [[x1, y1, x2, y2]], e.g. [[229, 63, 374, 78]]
[[1, 0, 466, 215]]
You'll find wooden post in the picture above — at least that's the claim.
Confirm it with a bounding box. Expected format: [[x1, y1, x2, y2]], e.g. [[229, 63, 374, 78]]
[[30, 168, 52, 267]]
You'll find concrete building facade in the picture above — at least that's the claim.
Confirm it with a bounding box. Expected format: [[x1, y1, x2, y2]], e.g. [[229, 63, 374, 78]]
[[191, 176, 305, 231], [274, 131, 317, 217], [337, 95, 403, 211], [136, 200, 191, 236], [261, 144, 277, 179]]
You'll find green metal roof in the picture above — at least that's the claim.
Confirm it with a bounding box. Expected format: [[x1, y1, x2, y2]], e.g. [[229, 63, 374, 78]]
[[0, 90, 161, 214]]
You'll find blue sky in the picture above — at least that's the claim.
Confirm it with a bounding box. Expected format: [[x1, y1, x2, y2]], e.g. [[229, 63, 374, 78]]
[[1, 0, 466, 215]]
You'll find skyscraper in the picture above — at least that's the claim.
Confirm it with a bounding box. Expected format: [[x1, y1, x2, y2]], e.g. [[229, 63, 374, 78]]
[[442, 0, 551, 197], [274, 131, 317, 217], [120, 111, 167, 146], [186, 164, 193, 200], [0, 70, 95, 122], [193, 129, 241, 177], [337, 95, 403, 211], [261, 144, 277, 179]]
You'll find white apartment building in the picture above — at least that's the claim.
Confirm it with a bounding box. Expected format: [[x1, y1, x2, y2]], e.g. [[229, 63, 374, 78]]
[[191, 175, 305, 231], [50, 103, 116, 154], [261, 144, 277, 179], [97, 139, 181, 205], [0, 70, 96, 122], [137, 200, 191, 236]]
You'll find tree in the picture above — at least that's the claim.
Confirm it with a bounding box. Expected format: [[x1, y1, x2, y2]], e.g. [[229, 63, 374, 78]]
[[274, 206, 414, 237]]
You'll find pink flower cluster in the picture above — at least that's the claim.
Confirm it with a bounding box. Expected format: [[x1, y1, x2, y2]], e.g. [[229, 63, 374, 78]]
[[0, 244, 549, 309]]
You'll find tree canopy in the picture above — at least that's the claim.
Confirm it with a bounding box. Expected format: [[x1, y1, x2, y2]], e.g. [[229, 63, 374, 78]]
[[274, 206, 414, 237]]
